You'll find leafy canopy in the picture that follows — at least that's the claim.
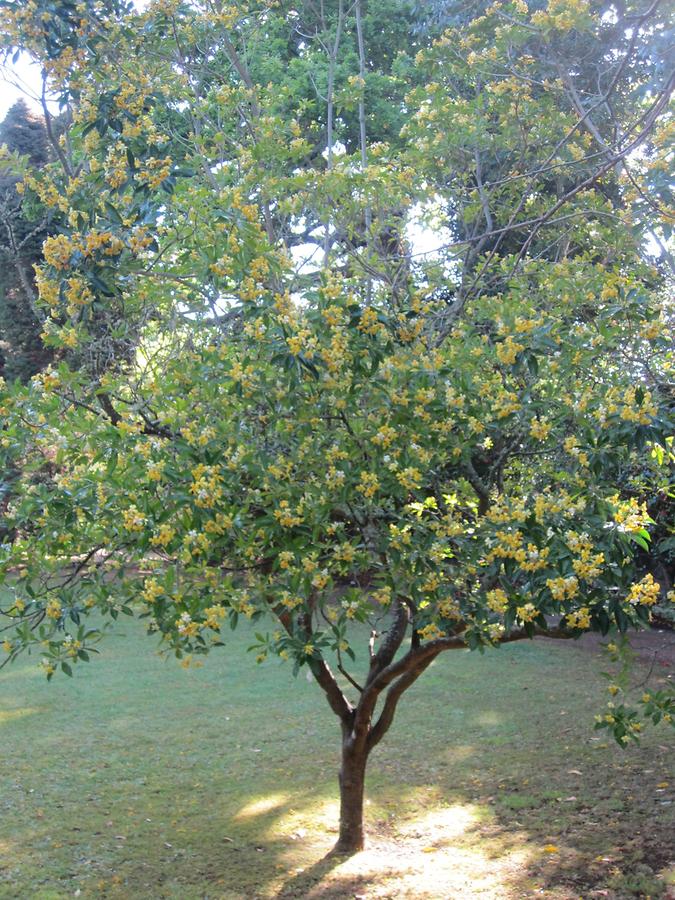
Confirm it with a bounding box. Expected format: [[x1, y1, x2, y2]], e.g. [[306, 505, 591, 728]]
[[0, 0, 673, 749]]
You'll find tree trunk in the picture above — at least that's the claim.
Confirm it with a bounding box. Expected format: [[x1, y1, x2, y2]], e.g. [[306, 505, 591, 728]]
[[334, 738, 368, 853]]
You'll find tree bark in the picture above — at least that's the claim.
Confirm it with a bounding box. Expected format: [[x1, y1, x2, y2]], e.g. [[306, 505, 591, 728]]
[[334, 736, 368, 853]]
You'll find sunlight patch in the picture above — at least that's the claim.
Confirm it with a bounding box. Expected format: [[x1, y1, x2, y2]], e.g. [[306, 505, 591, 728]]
[[398, 802, 478, 841], [0, 707, 40, 725], [473, 711, 503, 726], [235, 793, 289, 820]]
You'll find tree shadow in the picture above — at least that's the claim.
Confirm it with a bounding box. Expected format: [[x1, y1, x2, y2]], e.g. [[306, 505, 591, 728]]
[[272, 850, 350, 899]]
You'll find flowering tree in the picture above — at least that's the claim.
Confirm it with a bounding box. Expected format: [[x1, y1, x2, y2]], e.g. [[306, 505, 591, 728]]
[[1, 0, 673, 853]]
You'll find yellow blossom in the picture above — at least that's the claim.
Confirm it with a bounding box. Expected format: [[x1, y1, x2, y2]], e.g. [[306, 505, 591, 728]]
[[45, 598, 62, 620], [418, 622, 446, 641], [565, 607, 591, 629], [626, 573, 660, 606], [357, 471, 380, 499], [397, 467, 422, 491], [530, 417, 552, 441], [122, 506, 146, 532]]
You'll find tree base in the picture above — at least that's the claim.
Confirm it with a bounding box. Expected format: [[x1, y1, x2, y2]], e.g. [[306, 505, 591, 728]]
[[329, 836, 365, 857]]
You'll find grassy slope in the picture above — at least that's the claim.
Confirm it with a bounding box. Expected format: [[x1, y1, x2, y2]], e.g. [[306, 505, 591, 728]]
[[0, 615, 673, 899]]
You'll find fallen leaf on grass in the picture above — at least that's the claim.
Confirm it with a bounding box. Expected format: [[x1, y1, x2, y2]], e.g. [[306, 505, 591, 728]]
[[542, 844, 559, 853]]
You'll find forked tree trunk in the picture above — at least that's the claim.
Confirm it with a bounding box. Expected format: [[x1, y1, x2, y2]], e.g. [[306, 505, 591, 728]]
[[334, 738, 369, 853]]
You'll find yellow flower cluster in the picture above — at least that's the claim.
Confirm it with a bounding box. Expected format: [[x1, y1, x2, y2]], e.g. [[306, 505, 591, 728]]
[[372, 424, 397, 448], [40, 659, 56, 677], [563, 436, 589, 467], [486, 587, 508, 613], [626, 574, 660, 606], [516, 602, 537, 623], [181, 531, 211, 559], [334, 542, 356, 563], [533, 490, 585, 523], [566, 533, 604, 580], [45, 598, 62, 620], [565, 607, 591, 629], [546, 575, 579, 601], [83, 231, 124, 258], [38, 370, 61, 392], [531, 0, 592, 31], [278, 550, 295, 569], [43, 230, 124, 273], [388, 524, 412, 549], [341, 599, 361, 619], [397, 467, 422, 491], [487, 530, 527, 564], [274, 500, 304, 527], [322, 331, 350, 372], [129, 226, 155, 255], [357, 471, 380, 499], [142, 578, 163, 603], [612, 497, 649, 534], [137, 156, 173, 189], [122, 506, 146, 532], [372, 586, 392, 606], [43, 235, 74, 270], [204, 513, 234, 534], [619, 387, 657, 425], [64, 277, 94, 315], [287, 329, 314, 356], [147, 461, 165, 482], [26, 171, 67, 210], [322, 304, 346, 327], [279, 592, 303, 610], [177, 612, 199, 638], [492, 390, 521, 419], [104, 142, 128, 188], [359, 307, 384, 337], [496, 335, 524, 365], [530, 417, 552, 441], [438, 597, 460, 619], [151, 523, 175, 548], [311, 570, 330, 590], [418, 622, 446, 641], [204, 605, 226, 630], [520, 544, 550, 572], [190, 464, 223, 509]]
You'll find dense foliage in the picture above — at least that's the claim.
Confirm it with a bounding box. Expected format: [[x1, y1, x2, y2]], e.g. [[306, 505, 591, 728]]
[[0, 0, 673, 851]]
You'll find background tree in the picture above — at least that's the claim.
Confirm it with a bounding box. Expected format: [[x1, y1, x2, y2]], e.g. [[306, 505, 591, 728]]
[[0, 0, 673, 855], [0, 99, 53, 382]]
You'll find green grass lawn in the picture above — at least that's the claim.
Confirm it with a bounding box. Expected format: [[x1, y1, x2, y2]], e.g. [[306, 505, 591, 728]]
[[1, 615, 673, 899]]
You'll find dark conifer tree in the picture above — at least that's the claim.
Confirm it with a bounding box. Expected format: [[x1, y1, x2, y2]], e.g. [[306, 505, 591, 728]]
[[0, 99, 53, 382]]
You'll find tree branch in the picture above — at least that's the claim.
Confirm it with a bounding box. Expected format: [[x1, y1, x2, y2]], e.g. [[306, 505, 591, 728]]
[[364, 596, 410, 687], [367, 653, 439, 750]]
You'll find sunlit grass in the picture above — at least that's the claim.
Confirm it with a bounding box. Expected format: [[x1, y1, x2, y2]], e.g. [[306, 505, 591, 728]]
[[0, 706, 41, 724], [0, 615, 673, 898]]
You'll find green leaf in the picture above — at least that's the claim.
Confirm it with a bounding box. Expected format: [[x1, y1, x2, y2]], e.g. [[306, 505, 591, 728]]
[[104, 201, 123, 225], [106, 450, 118, 475]]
